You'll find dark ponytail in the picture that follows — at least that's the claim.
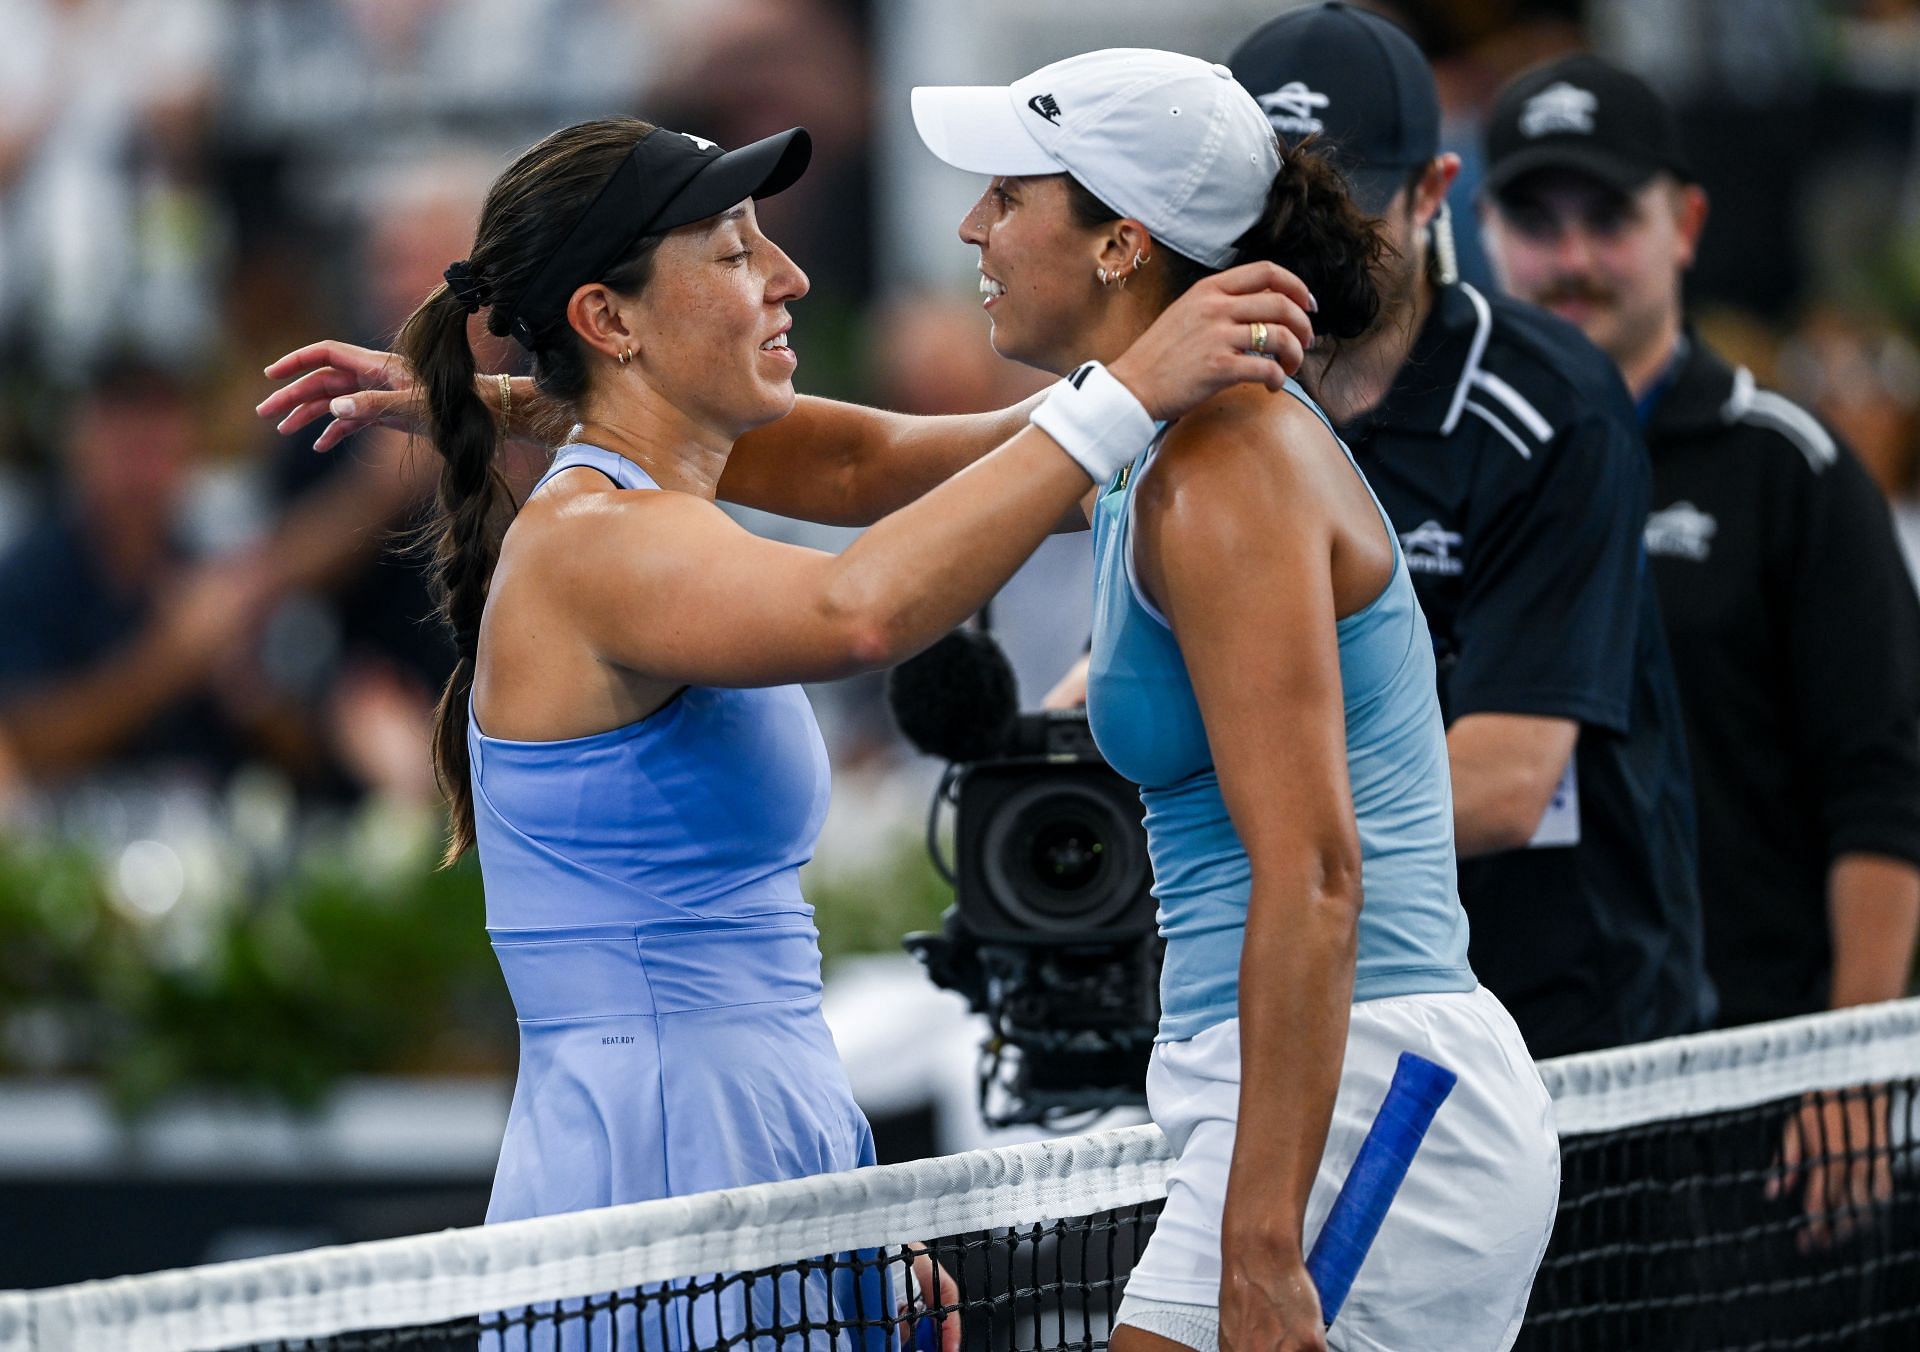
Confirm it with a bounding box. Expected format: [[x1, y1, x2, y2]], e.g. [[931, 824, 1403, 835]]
[[398, 117, 667, 865], [398, 285, 507, 866], [1062, 134, 1390, 345], [1232, 136, 1389, 342]]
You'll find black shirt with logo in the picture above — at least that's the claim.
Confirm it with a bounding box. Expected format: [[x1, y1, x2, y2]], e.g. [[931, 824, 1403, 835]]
[[1338, 282, 1714, 1057], [1643, 336, 1920, 1027]]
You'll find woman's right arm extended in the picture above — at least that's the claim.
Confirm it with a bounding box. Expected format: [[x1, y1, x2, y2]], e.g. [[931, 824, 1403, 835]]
[[538, 264, 1310, 686], [547, 418, 1105, 687], [255, 355, 1043, 527], [257, 277, 1314, 528], [718, 394, 1040, 526]]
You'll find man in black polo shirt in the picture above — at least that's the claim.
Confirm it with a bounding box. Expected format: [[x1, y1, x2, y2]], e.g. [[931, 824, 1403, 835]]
[[1481, 54, 1920, 1038], [1228, 3, 1713, 1058]]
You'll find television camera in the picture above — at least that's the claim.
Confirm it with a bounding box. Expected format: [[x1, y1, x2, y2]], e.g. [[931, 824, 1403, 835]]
[[891, 629, 1161, 1126]]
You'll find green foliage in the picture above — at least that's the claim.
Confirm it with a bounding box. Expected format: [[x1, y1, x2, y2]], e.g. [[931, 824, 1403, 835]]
[[0, 810, 513, 1115], [0, 805, 946, 1115], [805, 835, 953, 966]]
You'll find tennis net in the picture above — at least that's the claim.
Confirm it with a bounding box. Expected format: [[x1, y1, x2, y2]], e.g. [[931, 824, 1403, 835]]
[[5, 998, 1920, 1352]]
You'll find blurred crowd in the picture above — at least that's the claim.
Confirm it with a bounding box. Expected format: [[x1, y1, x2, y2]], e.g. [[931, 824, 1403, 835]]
[[0, 0, 1913, 856]]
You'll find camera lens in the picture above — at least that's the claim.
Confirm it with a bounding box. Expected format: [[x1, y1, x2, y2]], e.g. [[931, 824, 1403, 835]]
[[982, 779, 1146, 935], [1030, 819, 1104, 891]]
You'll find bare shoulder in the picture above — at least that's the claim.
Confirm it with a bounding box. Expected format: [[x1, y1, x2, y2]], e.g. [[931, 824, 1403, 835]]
[[1141, 384, 1337, 521], [507, 475, 735, 585]]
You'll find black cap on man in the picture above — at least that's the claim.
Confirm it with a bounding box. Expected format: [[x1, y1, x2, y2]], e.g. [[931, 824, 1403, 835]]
[[1483, 55, 1692, 201], [1228, 1, 1438, 215]]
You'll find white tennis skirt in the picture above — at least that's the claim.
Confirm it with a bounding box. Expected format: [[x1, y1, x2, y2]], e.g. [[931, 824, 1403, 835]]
[[1125, 985, 1560, 1351]]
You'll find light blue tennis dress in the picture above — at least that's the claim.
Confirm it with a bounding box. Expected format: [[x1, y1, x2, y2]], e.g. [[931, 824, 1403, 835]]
[[470, 445, 887, 1350]]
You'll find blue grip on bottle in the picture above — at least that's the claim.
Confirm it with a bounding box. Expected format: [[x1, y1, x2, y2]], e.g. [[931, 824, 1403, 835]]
[[1305, 1051, 1458, 1325]]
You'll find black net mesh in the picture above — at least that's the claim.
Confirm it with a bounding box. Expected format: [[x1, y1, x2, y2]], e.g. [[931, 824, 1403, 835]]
[[233, 1204, 1163, 1352], [1518, 1081, 1920, 1351]]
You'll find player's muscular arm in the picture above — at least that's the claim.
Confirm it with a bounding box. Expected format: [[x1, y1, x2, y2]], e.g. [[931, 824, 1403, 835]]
[[553, 419, 1102, 687], [719, 394, 1043, 526], [1136, 398, 1360, 1350], [260, 357, 1063, 530], [1447, 713, 1578, 857]]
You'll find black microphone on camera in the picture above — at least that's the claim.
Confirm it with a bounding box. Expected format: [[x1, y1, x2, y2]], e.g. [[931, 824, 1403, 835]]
[[887, 627, 1019, 763]]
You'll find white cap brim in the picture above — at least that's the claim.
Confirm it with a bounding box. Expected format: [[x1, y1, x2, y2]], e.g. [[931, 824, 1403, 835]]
[[910, 86, 1064, 177]]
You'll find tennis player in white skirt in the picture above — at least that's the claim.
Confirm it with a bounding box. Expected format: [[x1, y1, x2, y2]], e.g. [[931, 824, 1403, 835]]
[[911, 50, 1561, 1352]]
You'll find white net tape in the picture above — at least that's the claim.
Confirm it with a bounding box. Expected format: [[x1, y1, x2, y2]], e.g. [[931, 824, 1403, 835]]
[[6, 996, 1920, 1352], [1540, 995, 1920, 1135]]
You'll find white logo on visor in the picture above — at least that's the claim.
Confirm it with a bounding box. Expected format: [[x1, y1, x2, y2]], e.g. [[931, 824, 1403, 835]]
[[1257, 81, 1329, 137], [680, 133, 719, 152], [1520, 83, 1598, 138]]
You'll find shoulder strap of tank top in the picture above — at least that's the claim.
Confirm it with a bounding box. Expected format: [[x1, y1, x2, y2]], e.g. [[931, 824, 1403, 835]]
[[1278, 377, 1404, 569], [529, 444, 661, 498]]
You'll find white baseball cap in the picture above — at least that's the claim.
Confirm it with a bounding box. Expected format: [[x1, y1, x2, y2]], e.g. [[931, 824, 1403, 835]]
[[911, 48, 1282, 269]]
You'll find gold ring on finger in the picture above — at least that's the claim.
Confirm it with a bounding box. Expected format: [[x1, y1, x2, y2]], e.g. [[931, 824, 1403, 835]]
[[1249, 320, 1269, 354]]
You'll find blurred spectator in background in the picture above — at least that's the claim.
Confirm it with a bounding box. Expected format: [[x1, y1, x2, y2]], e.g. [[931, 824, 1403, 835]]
[[1777, 308, 1920, 589], [225, 0, 653, 183], [0, 0, 227, 369], [0, 364, 272, 797], [1365, 0, 1586, 293], [1481, 54, 1920, 1033], [648, 0, 875, 399]]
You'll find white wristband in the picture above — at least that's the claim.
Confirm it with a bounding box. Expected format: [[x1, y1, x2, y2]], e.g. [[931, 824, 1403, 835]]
[[1029, 362, 1160, 484]]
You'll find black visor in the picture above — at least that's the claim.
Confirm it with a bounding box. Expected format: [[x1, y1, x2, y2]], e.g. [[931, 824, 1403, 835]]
[[504, 126, 812, 347]]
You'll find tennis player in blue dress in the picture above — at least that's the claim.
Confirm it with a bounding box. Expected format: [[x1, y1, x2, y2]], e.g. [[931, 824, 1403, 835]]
[[261, 112, 1316, 1350]]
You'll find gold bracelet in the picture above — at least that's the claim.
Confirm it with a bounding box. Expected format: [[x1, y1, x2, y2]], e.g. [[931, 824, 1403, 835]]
[[497, 373, 513, 427]]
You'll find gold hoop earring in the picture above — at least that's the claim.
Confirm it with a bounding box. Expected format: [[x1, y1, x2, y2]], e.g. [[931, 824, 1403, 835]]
[[618, 347, 633, 366]]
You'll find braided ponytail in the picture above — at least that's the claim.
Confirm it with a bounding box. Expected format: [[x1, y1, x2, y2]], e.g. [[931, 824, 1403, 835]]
[[399, 284, 510, 866], [400, 116, 668, 865]]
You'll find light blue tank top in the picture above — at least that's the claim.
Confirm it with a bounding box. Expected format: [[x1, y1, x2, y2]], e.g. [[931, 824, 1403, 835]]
[[1087, 381, 1475, 1043], [468, 445, 831, 935]]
